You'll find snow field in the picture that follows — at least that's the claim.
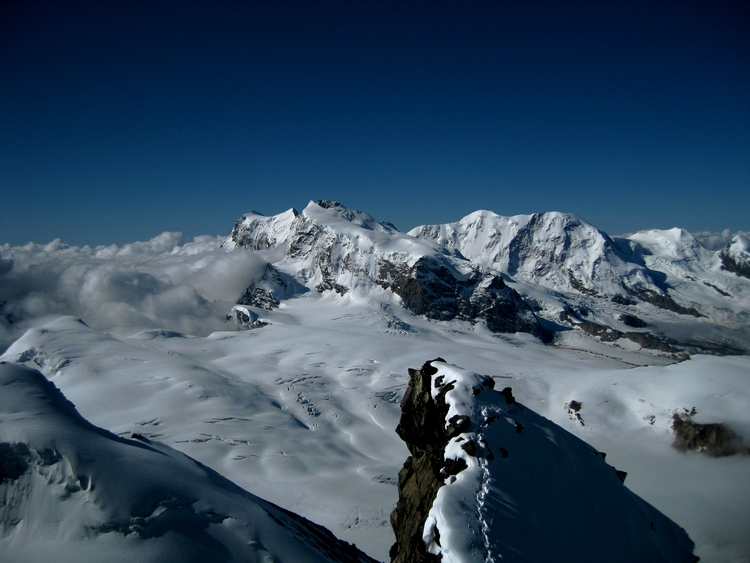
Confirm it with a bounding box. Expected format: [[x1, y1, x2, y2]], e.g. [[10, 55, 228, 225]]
[[3, 305, 749, 562]]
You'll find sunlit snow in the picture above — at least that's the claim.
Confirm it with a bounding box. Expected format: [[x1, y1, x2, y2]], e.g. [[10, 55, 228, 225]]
[[1, 205, 749, 562]]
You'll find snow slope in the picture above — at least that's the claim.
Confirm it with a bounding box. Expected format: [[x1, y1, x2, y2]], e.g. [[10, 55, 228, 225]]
[[0, 361, 377, 563], [1, 202, 749, 562], [409, 210, 644, 296], [3, 312, 749, 562], [421, 360, 695, 563], [411, 210, 750, 353]]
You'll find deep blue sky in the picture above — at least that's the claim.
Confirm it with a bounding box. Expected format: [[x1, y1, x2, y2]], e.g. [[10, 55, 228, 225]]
[[2, 0, 748, 246]]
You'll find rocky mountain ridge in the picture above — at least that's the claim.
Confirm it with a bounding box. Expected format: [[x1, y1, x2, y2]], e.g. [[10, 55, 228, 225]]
[[226, 200, 549, 341], [225, 201, 750, 355], [389, 359, 698, 563]]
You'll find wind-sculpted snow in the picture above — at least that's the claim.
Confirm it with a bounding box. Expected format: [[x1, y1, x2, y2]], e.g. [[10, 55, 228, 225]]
[[0, 361, 378, 563], [394, 360, 697, 563]]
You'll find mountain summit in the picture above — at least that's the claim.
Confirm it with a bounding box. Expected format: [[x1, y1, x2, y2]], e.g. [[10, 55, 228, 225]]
[[226, 201, 750, 355], [226, 200, 549, 341]]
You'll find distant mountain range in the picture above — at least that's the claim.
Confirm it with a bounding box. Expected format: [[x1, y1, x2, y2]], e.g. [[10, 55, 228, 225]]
[[1, 202, 748, 561], [225, 200, 750, 356]]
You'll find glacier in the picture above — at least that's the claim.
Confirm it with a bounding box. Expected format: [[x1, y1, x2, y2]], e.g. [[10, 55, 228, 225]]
[[1, 200, 749, 562]]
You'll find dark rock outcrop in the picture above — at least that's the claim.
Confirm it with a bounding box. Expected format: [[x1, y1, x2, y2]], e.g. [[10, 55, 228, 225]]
[[720, 247, 750, 278], [390, 359, 698, 563], [625, 286, 703, 318], [672, 413, 750, 457], [620, 313, 647, 328], [390, 359, 494, 563], [379, 258, 550, 342], [561, 314, 680, 353], [390, 359, 449, 563]]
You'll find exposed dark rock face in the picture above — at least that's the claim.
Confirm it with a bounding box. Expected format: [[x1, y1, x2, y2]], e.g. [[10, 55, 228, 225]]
[[379, 258, 551, 342], [390, 360, 448, 563], [390, 359, 494, 563], [0, 442, 33, 482], [720, 247, 750, 279], [625, 286, 703, 318], [611, 294, 638, 306], [672, 413, 750, 457], [562, 315, 680, 353], [566, 400, 585, 426], [622, 331, 680, 353], [236, 264, 306, 310], [237, 286, 279, 310], [703, 281, 731, 297], [226, 306, 268, 328], [620, 313, 647, 328]]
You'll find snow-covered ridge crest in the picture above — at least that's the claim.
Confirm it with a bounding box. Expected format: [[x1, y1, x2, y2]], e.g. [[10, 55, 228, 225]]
[[226, 199, 441, 264], [410, 210, 655, 297], [409, 210, 750, 353], [225, 199, 457, 297], [392, 359, 697, 563], [0, 361, 377, 563], [225, 201, 549, 339]]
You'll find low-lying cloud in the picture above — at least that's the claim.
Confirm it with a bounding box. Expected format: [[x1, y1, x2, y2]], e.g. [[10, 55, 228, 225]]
[[2, 227, 747, 353], [0, 232, 266, 352], [692, 229, 750, 251]]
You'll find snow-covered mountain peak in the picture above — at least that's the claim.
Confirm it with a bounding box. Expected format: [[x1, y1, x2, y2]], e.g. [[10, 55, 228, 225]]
[[408, 210, 531, 263], [225, 201, 548, 340], [228, 200, 421, 257], [626, 228, 709, 262], [729, 233, 750, 253], [720, 233, 750, 278], [303, 200, 398, 233], [223, 207, 301, 252], [221, 202, 750, 352], [412, 210, 635, 296]]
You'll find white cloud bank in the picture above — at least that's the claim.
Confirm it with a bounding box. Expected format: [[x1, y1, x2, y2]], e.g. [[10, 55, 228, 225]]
[[692, 229, 750, 251], [2, 227, 747, 353], [0, 232, 266, 352]]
